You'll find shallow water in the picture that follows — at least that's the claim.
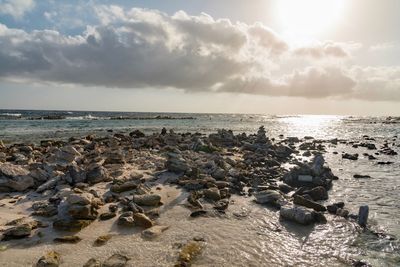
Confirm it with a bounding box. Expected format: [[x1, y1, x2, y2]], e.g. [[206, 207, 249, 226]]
[[1, 110, 399, 266]]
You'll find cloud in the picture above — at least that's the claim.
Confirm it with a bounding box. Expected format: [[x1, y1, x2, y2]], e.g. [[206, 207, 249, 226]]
[[0, 6, 398, 102], [369, 42, 399, 52], [292, 41, 361, 59], [217, 66, 356, 98], [0, 0, 35, 19]]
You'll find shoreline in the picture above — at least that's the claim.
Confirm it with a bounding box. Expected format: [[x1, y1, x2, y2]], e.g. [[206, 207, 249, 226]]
[[0, 127, 398, 266]]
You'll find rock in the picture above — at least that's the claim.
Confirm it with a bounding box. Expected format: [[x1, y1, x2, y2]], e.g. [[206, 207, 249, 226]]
[[103, 254, 129, 267], [165, 153, 190, 174], [86, 166, 109, 184], [132, 213, 153, 228], [110, 181, 138, 193], [53, 219, 92, 232], [67, 164, 86, 184], [213, 199, 229, 211], [68, 204, 98, 220], [0, 163, 29, 176], [255, 126, 269, 144], [358, 205, 369, 227], [53, 235, 81, 243], [142, 225, 169, 239], [36, 176, 61, 193], [190, 210, 207, 218], [254, 190, 282, 205], [2, 223, 34, 240], [307, 186, 328, 201], [203, 187, 221, 201], [32, 202, 58, 217], [36, 251, 61, 267], [133, 194, 161, 206], [293, 195, 326, 212], [298, 175, 313, 182], [353, 174, 371, 179], [99, 212, 116, 220], [94, 234, 112, 246], [117, 212, 135, 226], [280, 205, 316, 225], [342, 153, 358, 160], [83, 258, 102, 267], [327, 202, 345, 214], [177, 240, 205, 266], [104, 151, 126, 165], [336, 208, 349, 218], [209, 129, 237, 147], [0, 163, 34, 192], [66, 192, 93, 206], [211, 168, 226, 180], [311, 154, 324, 175], [130, 130, 145, 138]]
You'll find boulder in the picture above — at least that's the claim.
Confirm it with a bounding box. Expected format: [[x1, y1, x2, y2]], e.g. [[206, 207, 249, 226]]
[[254, 190, 282, 205], [132, 213, 153, 228], [280, 205, 316, 225], [2, 223, 34, 240], [110, 181, 138, 193], [36, 251, 61, 267], [68, 204, 98, 220], [117, 212, 135, 227], [306, 186, 328, 201], [0, 163, 34, 192], [165, 153, 190, 173], [293, 195, 326, 212], [66, 193, 93, 206], [133, 194, 161, 206], [204, 187, 221, 201], [36, 176, 61, 193], [86, 166, 109, 184]]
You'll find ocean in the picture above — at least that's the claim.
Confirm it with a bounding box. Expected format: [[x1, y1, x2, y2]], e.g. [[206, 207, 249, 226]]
[[1, 109, 399, 265]]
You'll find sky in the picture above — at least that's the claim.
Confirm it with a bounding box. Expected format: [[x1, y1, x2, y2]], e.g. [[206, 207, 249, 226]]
[[0, 0, 400, 115]]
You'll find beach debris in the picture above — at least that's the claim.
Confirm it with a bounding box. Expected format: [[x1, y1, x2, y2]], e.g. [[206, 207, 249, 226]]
[[358, 205, 369, 227]]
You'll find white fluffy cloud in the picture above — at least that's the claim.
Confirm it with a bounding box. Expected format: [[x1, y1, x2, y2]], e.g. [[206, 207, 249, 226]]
[[0, 0, 35, 19], [0, 6, 399, 101]]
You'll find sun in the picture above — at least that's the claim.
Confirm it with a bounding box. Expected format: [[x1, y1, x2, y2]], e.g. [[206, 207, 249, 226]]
[[276, 0, 346, 37]]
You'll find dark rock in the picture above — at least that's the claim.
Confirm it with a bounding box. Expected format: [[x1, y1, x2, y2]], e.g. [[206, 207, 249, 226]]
[[53, 235, 82, 243], [353, 174, 371, 179], [99, 212, 116, 221], [342, 153, 358, 160]]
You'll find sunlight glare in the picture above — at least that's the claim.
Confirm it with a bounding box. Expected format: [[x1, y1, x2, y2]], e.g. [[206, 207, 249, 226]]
[[276, 0, 346, 37]]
